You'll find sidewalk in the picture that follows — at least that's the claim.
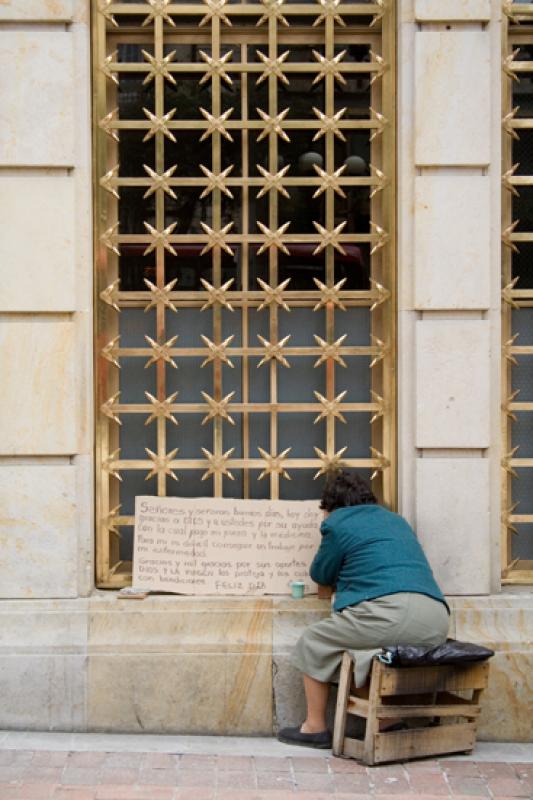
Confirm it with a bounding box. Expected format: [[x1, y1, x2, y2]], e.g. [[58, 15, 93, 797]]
[[1, 732, 532, 800]]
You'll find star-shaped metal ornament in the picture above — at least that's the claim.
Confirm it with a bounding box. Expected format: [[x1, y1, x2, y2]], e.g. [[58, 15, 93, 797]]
[[100, 165, 120, 199], [199, 49, 234, 86], [503, 48, 521, 83], [504, 333, 519, 366], [257, 277, 291, 312], [370, 390, 385, 424], [312, 50, 347, 85], [101, 391, 122, 425], [313, 446, 347, 479], [312, 106, 347, 142], [103, 505, 122, 537], [142, 0, 176, 26], [502, 221, 520, 254], [313, 0, 346, 28], [99, 108, 119, 142], [256, 107, 290, 142], [103, 449, 122, 481], [256, 0, 289, 27], [370, 107, 388, 141], [370, 334, 387, 368], [101, 335, 121, 368], [313, 390, 347, 424], [257, 334, 291, 368], [502, 446, 520, 479], [256, 164, 290, 199], [257, 221, 290, 255], [201, 391, 236, 425], [370, 446, 390, 480], [200, 222, 235, 256], [145, 448, 179, 481], [199, 0, 232, 27], [100, 223, 120, 256], [312, 164, 346, 198], [503, 164, 520, 197], [144, 335, 178, 369], [143, 278, 178, 313], [200, 278, 235, 311], [502, 276, 520, 309], [100, 51, 119, 85], [313, 334, 348, 367], [369, 50, 387, 86], [313, 277, 347, 310], [200, 107, 234, 141], [143, 164, 178, 199], [143, 221, 178, 256], [503, 389, 520, 423], [143, 107, 177, 142], [257, 447, 292, 481], [370, 221, 389, 255], [503, 107, 520, 141], [100, 278, 121, 311], [201, 334, 235, 368], [98, 0, 118, 26], [142, 49, 177, 85], [369, 278, 390, 311], [370, 0, 387, 28], [199, 164, 234, 199], [256, 50, 290, 86], [369, 163, 388, 198], [201, 448, 235, 481], [145, 391, 179, 426]]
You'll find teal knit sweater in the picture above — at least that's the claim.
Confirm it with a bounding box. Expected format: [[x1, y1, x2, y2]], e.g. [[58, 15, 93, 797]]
[[310, 504, 448, 613]]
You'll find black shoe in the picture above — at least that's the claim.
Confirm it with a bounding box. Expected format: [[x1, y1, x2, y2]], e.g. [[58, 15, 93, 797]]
[[277, 726, 332, 749]]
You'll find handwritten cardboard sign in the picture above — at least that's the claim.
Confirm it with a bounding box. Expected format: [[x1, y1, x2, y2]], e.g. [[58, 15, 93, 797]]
[[133, 496, 323, 596]]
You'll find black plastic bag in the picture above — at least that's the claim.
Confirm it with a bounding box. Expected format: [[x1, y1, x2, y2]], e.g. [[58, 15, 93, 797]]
[[379, 639, 494, 668]]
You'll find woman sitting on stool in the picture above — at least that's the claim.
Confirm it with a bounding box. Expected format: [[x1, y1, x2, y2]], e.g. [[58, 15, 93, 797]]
[[278, 470, 450, 749]]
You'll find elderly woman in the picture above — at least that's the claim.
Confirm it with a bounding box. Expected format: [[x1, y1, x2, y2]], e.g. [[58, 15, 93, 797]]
[[278, 471, 449, 749]]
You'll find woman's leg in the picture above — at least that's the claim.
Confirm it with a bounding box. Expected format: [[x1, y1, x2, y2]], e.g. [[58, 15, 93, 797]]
[[301, 673, 329, 733]]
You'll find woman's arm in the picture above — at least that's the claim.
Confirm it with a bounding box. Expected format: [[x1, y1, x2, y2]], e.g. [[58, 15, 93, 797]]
[[309, 527, 344, 586]]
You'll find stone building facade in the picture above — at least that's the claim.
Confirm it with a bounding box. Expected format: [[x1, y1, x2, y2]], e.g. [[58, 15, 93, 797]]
[[0, 0, 532, 740]]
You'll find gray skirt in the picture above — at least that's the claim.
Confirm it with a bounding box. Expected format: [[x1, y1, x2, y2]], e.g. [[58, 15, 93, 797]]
[[292, 592, 450, 687]]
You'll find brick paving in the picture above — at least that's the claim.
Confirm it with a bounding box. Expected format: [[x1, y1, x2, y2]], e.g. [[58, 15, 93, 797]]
[[0, 751, 532, 800]]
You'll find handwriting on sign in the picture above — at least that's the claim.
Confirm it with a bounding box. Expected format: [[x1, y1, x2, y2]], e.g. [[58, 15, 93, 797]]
[[133, 497, 323, 595]]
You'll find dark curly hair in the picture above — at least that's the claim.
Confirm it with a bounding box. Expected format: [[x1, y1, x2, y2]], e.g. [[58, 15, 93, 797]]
[[320, 470, 377, 512]]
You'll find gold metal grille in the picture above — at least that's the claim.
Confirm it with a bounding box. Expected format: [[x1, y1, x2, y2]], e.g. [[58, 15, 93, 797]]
[[92, 0, 396, 587], [502, 1, 533, 584]]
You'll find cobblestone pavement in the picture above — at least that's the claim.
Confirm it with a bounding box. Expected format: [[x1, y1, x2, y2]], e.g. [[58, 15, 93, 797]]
[[1, 750, 533, 800]]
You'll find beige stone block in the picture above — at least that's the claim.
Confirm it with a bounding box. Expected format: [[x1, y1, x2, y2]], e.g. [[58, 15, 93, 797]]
[[0, 32, 74, 166], [415, 31, 490, 165], [0, 318, 77, 454], [87, 597, 273, 734], [87, 653, 272, 734], [416, 320, 490, 447], [414, 175, 491, 310], [0, 175, 75, 311], [416, 459, 491, 594], [0, 1, 73, 20], [0, 465, 78, 598], [415, 0, 491, 21]]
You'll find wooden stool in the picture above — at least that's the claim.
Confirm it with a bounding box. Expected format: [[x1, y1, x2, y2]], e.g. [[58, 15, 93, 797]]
[[333, 653, 490, 765]]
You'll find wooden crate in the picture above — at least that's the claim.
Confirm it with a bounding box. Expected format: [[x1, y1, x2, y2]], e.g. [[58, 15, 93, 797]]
[[333, 654, 490, 765]]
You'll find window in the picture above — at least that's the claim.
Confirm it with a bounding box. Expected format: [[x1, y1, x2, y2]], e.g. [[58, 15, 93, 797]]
[[502, 0, 533, 583], [92, 0, 396, 587]]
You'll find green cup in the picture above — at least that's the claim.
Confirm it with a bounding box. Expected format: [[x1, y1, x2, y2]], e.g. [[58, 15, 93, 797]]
[[291, 581, 305, 599]]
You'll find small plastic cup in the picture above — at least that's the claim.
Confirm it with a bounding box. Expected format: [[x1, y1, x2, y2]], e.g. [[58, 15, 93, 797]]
[[291, 581, 305, 599]]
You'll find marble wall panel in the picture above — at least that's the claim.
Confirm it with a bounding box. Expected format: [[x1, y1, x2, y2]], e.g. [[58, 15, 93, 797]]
[[414, 175, 491, 310], [0, 318, 77, 454], [415, 30, 490, 166], [0, 465, 78, 598], [416, 320, 490, 448], [0, 32, 74, 166], [415, 0, 491, 21], [0, 1, 73, 20], [0, 175, 76, 311], [416, 459, 491, 594], [87, 597, 273, 734]]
